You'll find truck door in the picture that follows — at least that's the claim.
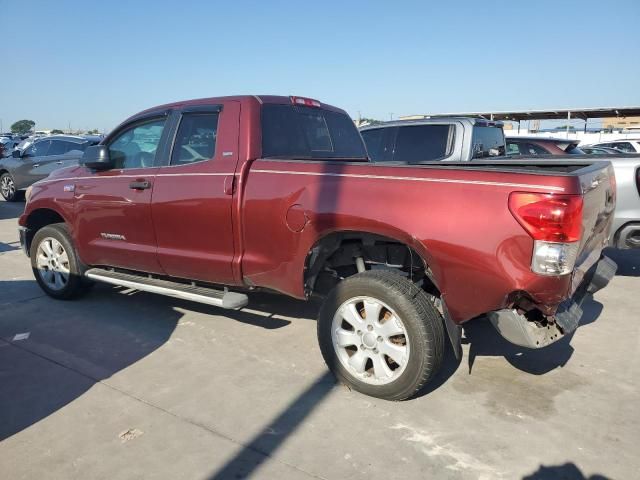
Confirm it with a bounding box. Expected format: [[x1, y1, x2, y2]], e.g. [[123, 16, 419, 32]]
[[151, 102, 241, 285], [73, 114, 171, 274]]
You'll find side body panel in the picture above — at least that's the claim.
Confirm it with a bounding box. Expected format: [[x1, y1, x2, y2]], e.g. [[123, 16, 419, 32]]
[[240, 160, 582, 323]]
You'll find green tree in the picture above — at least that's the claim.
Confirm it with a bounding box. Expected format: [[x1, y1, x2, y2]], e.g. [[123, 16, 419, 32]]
[[11, 119, 36, 134], [357, 117, 383, 127], [88, 129, 100, 134], [51, 129, 64, 134]]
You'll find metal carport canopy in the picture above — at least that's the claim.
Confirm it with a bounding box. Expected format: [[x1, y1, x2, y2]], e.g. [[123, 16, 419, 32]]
[[401, 107, 640, 121]]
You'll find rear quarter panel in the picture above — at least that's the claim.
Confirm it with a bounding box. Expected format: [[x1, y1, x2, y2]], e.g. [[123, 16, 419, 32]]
[[241, 160, 580, 323]]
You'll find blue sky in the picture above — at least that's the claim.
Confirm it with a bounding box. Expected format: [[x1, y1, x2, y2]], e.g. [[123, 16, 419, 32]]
[[1, 0, 639, 132]]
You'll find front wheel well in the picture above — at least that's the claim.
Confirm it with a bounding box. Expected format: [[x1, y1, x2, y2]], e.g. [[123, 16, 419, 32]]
[[304, 232, 440, 298], [24, 209, 66, 253]]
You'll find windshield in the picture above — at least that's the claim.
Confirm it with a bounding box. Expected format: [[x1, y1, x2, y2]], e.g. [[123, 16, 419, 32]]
[[261, 104, 367, 160]]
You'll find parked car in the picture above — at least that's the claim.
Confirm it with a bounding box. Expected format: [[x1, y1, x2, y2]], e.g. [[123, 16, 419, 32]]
[[586, 139, 640, 154], [361, 120, 640, 250], [15, 135, 40, 153], [0, 135, 99, 201], [18, 95, 616, 400], [0, 136, 19, 156], [506, 136, 584, 155], [580, 146, 623, 155]]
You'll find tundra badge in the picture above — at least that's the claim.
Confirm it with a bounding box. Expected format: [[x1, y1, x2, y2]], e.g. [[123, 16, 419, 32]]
[[100, 233, 126, 241]]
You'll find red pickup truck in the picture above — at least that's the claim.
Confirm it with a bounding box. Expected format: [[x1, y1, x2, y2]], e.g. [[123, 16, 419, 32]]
[[18, 95, 617, 400]]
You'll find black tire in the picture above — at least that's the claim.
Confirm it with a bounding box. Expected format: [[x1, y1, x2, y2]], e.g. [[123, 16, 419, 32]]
[[0, 172, 20, 202], [318, 270, 444, 401], [30, 223, 93, 300]]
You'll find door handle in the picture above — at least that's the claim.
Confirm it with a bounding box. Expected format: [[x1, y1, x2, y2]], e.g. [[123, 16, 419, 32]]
[[33, 163, 40, 168], [56, 161, 63, 165], [129, 180, 152, 190]]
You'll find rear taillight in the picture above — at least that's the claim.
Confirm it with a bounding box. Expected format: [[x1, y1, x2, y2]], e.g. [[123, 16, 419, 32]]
[[509, 192, 583, 242], [509, 192, 584, 275], [290, 96, 321, 107]]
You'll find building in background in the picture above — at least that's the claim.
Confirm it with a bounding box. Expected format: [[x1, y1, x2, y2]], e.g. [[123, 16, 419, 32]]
[[602, 116, 640, 130]]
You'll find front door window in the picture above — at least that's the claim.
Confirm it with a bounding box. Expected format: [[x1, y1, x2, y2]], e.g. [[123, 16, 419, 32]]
[[108, 120, 166, 169]]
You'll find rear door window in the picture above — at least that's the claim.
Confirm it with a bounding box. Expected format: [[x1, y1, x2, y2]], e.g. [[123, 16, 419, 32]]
[[26, 140, 51, 157], [392, 124, 454, 162], [171, 113, 219, 165], [262, 105, 366, 159], [48, 140, 75, 155]]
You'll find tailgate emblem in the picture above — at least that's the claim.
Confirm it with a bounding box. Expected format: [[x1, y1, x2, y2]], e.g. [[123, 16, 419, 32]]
[[63, 184, 75, 192]]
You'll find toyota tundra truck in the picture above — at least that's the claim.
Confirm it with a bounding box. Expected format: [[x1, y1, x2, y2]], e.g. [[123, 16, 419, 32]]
[[18, 95, 617, 400]]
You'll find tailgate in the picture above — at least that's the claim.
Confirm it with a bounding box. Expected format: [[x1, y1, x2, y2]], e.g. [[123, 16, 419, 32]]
[[569, 162, 616, 295]]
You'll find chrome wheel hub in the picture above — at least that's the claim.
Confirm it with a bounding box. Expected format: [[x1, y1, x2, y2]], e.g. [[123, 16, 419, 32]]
[[1, 176, 15, 198], [332, 296, 410, 385], [36, 237, 70, 291]]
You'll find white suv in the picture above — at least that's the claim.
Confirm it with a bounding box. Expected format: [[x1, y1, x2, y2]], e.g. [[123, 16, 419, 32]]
[[588, 139, 640, 153]]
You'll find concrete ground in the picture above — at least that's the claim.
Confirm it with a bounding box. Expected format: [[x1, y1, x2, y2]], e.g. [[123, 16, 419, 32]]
[[0, 198, 638, 480]]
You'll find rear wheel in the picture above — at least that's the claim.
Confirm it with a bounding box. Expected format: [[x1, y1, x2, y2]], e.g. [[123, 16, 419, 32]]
[[30, 223, 92, 300], [0, 173, 19, 201], [318, 270, 444, 400]]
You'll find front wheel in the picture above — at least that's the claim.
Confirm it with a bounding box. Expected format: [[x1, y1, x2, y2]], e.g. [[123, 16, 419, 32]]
[[30, 223, 93, 300], [318, 270, 445, 401]]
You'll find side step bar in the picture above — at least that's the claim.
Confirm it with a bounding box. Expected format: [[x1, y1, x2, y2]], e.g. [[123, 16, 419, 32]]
[[85, 268, 248, 310]]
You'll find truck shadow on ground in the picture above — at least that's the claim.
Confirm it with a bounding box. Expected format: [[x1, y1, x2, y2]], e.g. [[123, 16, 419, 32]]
[[0, 199, 24, 220], [0, 281, 180, 441], [463, 295, 603, 375], [0, 240, 20, 253], [522, 462, 610, 480], [0, 281, 324, 442], [89, 287, 322, 330], [604, 247, 640, 277]]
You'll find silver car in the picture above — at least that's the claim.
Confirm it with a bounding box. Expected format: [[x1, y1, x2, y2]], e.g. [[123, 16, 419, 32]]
[[0, 135, 100, 201]]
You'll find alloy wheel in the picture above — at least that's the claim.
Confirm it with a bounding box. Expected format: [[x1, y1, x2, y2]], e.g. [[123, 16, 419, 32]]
[[331, 296, 410, 385], [36, 237, 71, 291], [0, 175, 15, 199]]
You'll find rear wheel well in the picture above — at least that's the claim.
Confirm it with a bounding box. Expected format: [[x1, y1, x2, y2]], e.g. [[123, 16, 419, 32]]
[[24, 209, 66, 253], [304, 232, 440, 298]]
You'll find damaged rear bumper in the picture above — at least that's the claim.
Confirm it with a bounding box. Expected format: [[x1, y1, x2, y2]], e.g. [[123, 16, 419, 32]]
[[488, 255, 617, 348]]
